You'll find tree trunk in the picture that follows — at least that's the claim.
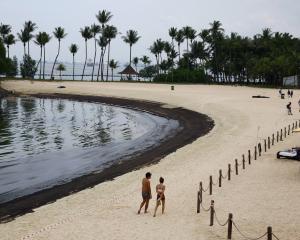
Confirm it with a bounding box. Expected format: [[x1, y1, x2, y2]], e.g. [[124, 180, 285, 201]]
[[51, 40, 61, 79], [27, 41, 30, 57], [101, 46, 107, 81], [92, 38, 97, 81], [81, 40, 87, 81], [178, 44, 181, 61], [111, 69, 113, 81], [43, 45, 46, 79], [23, 43, 26, 57], [97, 48, 103, 81], [7, 45, 9, 59], [72, 54, 75, 80], [106, 41, 111, 81], [39, 46, 42, 79], [129, 44, 132, 65]]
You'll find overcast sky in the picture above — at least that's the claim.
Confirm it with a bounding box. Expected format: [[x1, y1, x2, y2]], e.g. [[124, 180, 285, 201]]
[[1, 0, 300, 64]]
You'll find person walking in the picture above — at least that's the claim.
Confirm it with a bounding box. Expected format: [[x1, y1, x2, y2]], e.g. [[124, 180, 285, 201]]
[[287, 102, 292, 115], [138, 172, 152, 214], [153, 177, 166, 217], [287, 89, 291, 98], [291, 90, 294, 98]]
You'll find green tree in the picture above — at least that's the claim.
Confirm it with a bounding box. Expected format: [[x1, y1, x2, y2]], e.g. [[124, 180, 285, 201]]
[[96, 10, 113, 28], [90, 24, 101, 81], [109, 59, 118, 80], [3, 34, 15, 59], [24, 21, 37, 56], [0, 24, 11, 39], [69, 44, 79, 80], [34, 32, 44, 79], [140, 55, 151, 69], [168, 27, 177, 46], [122, 30, 141, 65], [80, 26, 93, 80], [56, 63, 66, 80], [20, 55, 37, 78], [103, 25, 118, 81], [50, 27, 67, 79], [133, 57, 139, 80], [41, 32, 51, 79], [17, 29, 29, 57], [175, 30, 184, 61], [97, 36, 108, 81]]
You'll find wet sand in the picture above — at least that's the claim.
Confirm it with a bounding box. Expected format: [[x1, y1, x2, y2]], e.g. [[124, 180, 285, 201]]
[[1, 80, 300, 240]]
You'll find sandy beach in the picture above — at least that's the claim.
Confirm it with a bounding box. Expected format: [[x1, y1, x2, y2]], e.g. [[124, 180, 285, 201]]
[[1, 80, 300, 240]]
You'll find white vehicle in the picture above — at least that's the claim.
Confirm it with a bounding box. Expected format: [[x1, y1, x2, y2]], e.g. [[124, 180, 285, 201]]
[[277, 148, 300, 160]]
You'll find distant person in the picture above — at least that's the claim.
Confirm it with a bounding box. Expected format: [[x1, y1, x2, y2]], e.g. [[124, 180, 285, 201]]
[[287, 102, 292, 115], [153, 177, 166, 217], [287, 89, 291, 98], [279, 89, 282, 96], [138, 172, 152, 214], [291, 90, 294, 98]]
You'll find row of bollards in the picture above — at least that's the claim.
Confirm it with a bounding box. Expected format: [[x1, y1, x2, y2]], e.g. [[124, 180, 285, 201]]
[[196, 120, 300, 239]]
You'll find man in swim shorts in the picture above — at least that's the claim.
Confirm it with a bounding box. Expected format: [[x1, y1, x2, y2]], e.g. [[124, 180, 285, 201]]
[[138, 172, 152, 214]]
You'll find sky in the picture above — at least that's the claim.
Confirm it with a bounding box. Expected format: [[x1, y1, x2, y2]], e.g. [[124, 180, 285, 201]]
[[1, 0, 300, 65]]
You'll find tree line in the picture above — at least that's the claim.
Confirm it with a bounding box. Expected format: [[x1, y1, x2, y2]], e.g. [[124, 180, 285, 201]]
[[1, 12, 300, 86]]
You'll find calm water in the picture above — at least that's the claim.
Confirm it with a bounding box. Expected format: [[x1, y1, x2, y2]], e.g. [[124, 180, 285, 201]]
[[0, 97, 179, 203]]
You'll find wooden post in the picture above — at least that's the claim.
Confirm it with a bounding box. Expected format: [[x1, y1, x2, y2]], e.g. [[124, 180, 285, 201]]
[[248, 150, 251, 164], [280, 129, 283, 141], [268, 137, 270, 149], [288, 125, 290, 135], [235, 159, 238, 175], [258, 143, 261, 156], [292, 123, 295, 130], [242, 154, 245, 169], [227, 213, 233, 240], [284, 127, 286, 138], [209, 200, 214, 226], [264, 139, 267, 152], [254, 146, 257, 160], [267, 226, 272, 240], [228, 164, 231, 181], [272, 134, 274, 145], [209, 175, 213, 195], [199, 182, 203, 205], [296, 121, 298, 128], [197, 191, 200, 213], [219, 170, 222, 187], [276, 131, 279, 142]]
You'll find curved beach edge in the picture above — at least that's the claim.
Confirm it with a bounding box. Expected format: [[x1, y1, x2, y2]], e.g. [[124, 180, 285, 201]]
[[0, 93, 214, 222]]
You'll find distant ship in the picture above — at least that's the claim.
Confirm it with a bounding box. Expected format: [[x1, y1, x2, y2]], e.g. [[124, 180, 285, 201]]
[[87, 58, 94, 67]]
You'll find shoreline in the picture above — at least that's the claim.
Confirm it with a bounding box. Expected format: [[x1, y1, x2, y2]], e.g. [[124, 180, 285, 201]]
[[0, 92, 214, 222]]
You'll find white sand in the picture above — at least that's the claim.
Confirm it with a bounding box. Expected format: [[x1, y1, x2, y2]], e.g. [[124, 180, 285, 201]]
[[1, 80, 300, 240]]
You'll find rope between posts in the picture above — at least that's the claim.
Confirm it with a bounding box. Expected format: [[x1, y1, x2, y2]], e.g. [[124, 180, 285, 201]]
[[221, 172, 228, 179], [200, 202, 211, 212], [272, 233, 280, 240], [202, 184, 210, 192], [232, 221, 267, 240], [214, 211, 228, 226]]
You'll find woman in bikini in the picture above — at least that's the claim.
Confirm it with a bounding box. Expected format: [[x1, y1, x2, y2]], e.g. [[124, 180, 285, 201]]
[[153, 177, 165, 217]]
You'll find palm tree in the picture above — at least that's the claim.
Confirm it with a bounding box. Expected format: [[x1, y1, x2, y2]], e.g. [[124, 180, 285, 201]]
[[50, 27, 67, 79], [97, 36, 108, 81], [41, 32, 51, 79], [0, 24, 11, 39], [96, 10, 113, 28], [17, 30, 29, 56], [133, 57, 139, 80], [69, 44, 78, 80], [56, 63, 66, 80], [90, 24, 101, 81], [175, 30, 184, 61], [24, 21, 37, 56], [109, 59, 118, 80], [80, 26, 93, 80], [3, 34, 15, 59], [182, 26, 193, 53], [103, 25, 118, 81], [140, 55, 151, 69], [168, 27, 177, 46], [34, 32, 44, 79], [122, 30, 141, 65]]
